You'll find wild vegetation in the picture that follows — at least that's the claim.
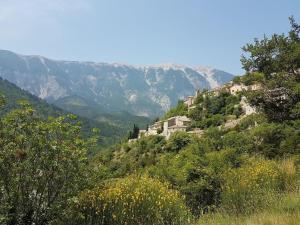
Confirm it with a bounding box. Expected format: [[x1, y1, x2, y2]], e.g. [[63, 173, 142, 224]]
[[0, 17, 299, 225]]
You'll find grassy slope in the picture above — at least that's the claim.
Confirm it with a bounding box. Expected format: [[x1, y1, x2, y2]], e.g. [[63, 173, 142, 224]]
[[196, 189, 300, 225]]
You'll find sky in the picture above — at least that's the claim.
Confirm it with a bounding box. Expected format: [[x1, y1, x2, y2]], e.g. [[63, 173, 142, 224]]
[[0, 0, 299, 75]]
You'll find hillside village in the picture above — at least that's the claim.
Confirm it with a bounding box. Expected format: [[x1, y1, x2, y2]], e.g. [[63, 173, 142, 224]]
[[129, 81, 262, 141]]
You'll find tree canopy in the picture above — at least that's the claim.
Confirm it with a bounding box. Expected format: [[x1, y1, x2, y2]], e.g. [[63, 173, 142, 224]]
[[241, 16, 300, 77]]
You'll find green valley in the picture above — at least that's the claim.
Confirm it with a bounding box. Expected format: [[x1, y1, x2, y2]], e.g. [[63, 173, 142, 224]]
[[0, 77, 150, 153]]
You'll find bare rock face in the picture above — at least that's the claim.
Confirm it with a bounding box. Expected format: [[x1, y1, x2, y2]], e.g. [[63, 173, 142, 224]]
[[0, 50, 234, 117]]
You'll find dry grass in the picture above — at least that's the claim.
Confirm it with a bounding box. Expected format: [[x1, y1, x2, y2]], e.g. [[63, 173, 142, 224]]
[[197, 211, 300, 225], [196, 189, 300, 225]]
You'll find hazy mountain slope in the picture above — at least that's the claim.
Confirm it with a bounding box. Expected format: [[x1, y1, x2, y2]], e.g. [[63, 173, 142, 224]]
[[0, 77, 150, 152], [0, 50, 235, 117]]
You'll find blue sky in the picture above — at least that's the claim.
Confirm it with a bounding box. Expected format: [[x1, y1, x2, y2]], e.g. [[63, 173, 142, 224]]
[[0, 0, 299, 74]]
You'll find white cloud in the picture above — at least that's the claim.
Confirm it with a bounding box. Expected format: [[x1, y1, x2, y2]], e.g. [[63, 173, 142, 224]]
[[0, 0, 90, 40]]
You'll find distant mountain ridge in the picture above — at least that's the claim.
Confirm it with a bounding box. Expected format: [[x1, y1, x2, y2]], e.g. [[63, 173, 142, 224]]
[[0, 77, 151, 152], [0, 50, 235, 117]]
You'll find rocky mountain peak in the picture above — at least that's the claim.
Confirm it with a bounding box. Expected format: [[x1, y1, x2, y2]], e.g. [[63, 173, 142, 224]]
[[0, 50, 235, 117]]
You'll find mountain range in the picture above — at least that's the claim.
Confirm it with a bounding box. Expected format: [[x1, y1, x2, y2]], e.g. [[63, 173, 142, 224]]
[[0, 77, 151, 153], [0, 50, 234, 118]]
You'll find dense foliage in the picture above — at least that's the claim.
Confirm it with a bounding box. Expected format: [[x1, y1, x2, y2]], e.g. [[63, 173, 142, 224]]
[[188, 91, 242, 129], [0, 101, 96, 225]]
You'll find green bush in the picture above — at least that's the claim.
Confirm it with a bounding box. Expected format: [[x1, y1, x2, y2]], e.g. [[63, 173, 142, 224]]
[[166, 131, 192, 152], [147, 144, 220, 216], [221, 131, 252, 154], [238, 114, 267, 130], [249, 123, 300, 158]]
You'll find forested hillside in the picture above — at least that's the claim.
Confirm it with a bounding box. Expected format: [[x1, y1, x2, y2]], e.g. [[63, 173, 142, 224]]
[[0, 77, 150, 153], [0, 17, 299, 225]]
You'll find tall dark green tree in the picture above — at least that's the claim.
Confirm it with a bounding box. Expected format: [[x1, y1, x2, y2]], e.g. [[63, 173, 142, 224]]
[[128, 124, 140, 139]]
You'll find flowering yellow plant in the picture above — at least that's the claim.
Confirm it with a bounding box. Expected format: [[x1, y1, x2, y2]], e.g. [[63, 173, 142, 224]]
[[221, 157, 283, 213], [73, 175, 191, 225]]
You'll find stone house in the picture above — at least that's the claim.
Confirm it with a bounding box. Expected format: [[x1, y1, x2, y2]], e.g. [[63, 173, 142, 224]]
[[184, 96, 195, 108], [249, 83, 262, 91], [230, 82, 262, 95], [211, 86, 223, 96], [229, 84, 248, 95], [147, 121, 163, 135], [183, 90, 201, 108], [163, 116, 191, 139]]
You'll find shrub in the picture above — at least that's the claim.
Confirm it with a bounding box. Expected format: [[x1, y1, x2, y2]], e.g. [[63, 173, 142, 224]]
[[238, 113, 267, 130], [198, 114, 225, 129], [148, 145, 220, 215], [205, 148, 243, 173], [249, 123, 300, 158], [221, 157, 283, 214], [221, 131, 252, 154], [68, 175, 191, 225], [166, 131, 192, 152]]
